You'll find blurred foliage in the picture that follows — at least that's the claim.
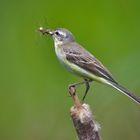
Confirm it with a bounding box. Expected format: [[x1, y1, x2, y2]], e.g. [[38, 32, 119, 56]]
[[0, 0, 140, 140]]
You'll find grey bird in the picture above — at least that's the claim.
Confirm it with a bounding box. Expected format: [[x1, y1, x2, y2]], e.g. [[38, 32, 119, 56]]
[[38, 27, 140, 104]]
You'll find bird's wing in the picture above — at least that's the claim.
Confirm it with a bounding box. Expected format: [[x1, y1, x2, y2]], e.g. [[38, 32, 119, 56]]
[[63, 42, 117, 83]]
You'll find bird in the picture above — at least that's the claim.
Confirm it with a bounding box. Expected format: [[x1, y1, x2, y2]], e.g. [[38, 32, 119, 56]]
[[38, 27, 140, 104]]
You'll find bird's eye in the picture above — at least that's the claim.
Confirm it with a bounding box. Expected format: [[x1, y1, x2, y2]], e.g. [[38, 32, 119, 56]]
[[55, 31, 60, 36]]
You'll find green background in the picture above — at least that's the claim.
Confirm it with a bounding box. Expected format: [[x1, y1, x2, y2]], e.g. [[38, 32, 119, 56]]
[[0, 0, 140, 140]]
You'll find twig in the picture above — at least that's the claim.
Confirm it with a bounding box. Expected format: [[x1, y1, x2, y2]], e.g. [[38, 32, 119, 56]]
[[69, 86, 101, 140]]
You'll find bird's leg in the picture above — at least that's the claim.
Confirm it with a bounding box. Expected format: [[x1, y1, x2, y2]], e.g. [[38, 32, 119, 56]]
[[68, 82, 84, 98], [68, 81, 86, 89], [68, 79, 92, 101], [82, 79, 92, 101]]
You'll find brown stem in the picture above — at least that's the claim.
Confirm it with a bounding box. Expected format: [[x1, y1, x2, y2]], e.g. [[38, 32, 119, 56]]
[[69, 86, 101, 140]]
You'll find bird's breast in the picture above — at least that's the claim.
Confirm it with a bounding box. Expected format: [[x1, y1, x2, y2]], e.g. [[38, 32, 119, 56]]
[[54, 45, 68, 67], [54, 44, 77, 74], [55, 45, 65, 61], [54, 44, 87, 77]]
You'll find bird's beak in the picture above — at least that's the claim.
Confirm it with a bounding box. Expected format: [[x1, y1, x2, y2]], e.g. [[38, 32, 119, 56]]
[[38, 27, 54, 36]]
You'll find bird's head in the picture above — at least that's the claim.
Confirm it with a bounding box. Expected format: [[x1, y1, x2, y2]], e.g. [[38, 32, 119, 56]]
[[38, 27, 75, 45]]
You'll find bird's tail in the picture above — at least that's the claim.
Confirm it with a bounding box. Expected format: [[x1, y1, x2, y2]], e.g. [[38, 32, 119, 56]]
[[109, 81, 140, 104]]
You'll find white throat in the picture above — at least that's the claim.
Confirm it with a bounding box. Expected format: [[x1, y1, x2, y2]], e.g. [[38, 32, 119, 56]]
[[54, 38, 63, 46]]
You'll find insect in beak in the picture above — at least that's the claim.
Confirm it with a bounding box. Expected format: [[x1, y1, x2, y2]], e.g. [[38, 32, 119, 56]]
[[38, 27, 54, 35]]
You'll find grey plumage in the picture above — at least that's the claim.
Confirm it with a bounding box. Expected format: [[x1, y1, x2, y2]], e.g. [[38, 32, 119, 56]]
[[62, 42, 116, 83]]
